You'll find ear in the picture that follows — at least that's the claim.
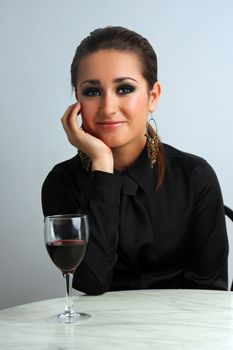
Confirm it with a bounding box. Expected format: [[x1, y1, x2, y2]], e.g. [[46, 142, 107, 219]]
[[148, 82, 161, 113]]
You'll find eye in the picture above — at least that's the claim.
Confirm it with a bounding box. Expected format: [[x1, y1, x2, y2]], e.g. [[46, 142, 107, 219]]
[[82, 87, 101, 97], [117, 84, 135, 95]]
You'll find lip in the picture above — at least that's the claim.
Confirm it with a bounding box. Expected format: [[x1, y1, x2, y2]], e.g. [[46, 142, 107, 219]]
[[96, 121, 126, 129]]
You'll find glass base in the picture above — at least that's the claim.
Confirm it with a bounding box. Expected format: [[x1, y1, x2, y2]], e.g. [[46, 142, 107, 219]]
[[48, 311, 91, 324]]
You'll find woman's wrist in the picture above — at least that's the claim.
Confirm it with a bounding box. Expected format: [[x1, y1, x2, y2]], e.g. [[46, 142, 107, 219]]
[[91, 155, 114, 173]]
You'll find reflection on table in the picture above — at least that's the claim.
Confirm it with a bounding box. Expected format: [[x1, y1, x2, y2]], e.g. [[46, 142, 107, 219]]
[[1, 289, 233, 350]]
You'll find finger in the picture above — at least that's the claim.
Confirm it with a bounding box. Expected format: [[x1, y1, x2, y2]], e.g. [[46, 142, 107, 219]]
[[61, 103, 76, 119], [61, 102, 81, 129], [61, 102, 80, 122], [61, 103, 86, 148]]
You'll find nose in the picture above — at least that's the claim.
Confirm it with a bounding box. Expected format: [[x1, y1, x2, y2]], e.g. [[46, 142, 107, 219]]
[[100, 92, 118, 117]]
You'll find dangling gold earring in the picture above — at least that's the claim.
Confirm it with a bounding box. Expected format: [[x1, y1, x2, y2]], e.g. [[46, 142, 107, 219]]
[[145, 113, 159, 168], [78, 150, 91, 171]]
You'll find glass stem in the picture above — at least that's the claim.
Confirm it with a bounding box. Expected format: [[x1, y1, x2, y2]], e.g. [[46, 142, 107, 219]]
[[63, 273, 75, 315]]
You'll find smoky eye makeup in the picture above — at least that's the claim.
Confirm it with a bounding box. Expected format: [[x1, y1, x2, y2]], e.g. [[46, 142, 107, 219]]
[[81, 87, 101, 97], [80, 82, 136, 97], [117, 84, 136, 94]]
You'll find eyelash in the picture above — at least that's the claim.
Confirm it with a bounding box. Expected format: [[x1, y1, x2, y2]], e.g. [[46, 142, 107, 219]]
[[117, 85, 135, 94], [81, 84, 135, 97]]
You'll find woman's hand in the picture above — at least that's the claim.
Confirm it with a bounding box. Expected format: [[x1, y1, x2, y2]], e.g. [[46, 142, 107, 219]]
[[61, 103, 114, 173]]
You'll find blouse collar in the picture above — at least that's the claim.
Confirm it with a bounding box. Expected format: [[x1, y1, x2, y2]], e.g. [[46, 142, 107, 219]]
[[115, 146, 157, 193]]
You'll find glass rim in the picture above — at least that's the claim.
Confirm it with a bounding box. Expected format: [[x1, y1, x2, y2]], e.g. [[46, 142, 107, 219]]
[[45, 213, 88, 220]]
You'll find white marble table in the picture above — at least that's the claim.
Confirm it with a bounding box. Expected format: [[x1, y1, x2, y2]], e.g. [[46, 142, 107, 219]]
[[1, 289, 233, 350]]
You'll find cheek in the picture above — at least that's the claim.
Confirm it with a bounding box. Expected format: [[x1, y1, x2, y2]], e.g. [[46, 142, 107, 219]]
[[80, 105, 95, 132], [81, 118, 88, 132], [127, 93, 149, 112]]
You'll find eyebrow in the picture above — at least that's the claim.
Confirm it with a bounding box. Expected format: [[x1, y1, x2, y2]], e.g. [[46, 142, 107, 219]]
[[80, 77, 138, 86]]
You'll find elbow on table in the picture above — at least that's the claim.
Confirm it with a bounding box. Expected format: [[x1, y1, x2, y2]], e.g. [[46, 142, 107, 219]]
[[73, 282, 110, 296], [73, 262, 113, 295], [73, 272, 111, 295]]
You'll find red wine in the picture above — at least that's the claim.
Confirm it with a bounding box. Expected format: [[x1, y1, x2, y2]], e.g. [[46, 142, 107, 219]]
[[46, 239, 86, 273]]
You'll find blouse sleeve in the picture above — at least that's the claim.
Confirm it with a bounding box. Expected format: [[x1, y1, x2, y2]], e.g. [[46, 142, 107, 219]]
[[41, 166, 122, 295], [183, 163, 229, 290]]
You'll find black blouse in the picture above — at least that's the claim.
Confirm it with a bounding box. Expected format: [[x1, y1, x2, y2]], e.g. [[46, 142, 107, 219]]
[[41, 143, 228, 293]]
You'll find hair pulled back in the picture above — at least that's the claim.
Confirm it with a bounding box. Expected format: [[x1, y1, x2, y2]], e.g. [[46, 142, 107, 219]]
[[71, 26, 157, 90], [71, 26, 165, 189]]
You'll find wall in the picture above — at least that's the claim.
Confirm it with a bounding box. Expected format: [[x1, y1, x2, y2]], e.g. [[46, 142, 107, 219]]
[[0, 0, 232, 309]]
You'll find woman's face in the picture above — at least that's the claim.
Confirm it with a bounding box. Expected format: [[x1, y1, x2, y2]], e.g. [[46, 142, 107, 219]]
[[76, 49, 160, 150]]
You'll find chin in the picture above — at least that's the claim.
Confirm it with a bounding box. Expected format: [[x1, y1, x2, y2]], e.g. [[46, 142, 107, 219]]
[[98, 135, 126, 149], [102, 141, 123, 149]]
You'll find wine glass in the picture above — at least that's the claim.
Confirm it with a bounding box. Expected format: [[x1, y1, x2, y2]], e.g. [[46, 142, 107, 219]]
[[44, 213, 91, 323]]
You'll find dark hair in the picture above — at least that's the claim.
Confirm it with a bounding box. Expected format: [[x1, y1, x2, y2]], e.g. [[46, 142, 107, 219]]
[[71, 26, 165, 189], [71, 26, 157, 90]]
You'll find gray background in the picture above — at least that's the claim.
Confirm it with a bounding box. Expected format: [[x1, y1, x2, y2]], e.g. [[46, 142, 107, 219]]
[[0, 0, 232, 310]]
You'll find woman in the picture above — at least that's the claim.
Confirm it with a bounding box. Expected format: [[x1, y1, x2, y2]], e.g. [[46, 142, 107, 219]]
[[42, 26, 228, 293]]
